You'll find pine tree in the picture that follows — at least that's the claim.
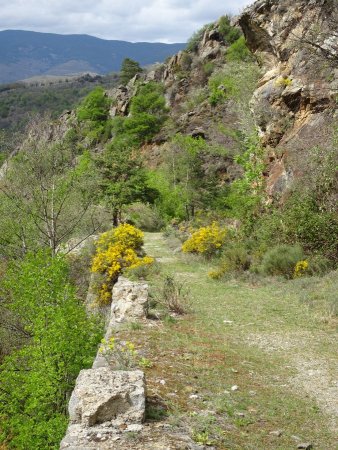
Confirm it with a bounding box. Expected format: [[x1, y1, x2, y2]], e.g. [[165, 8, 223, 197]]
[[120, 58, 143, 86]]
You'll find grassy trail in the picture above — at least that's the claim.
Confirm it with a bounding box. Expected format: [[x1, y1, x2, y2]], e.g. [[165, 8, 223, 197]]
[[124, 233, 338, 449]]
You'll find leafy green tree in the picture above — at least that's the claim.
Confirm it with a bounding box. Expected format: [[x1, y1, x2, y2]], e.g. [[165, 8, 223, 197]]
[[97, 140, 157, 225], [0, 251, 102, 449], [119, 58, 143, 86], [226, 36, 254, 62], [162, 135, 228, 220]]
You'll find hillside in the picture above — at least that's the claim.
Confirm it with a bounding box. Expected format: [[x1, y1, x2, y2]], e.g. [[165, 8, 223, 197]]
[[0, 0, 337, 449], [0, 30, 185, 84]]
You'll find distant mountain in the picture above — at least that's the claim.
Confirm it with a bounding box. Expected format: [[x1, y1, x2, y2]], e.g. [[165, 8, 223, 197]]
[[0, 30, 186, 84]]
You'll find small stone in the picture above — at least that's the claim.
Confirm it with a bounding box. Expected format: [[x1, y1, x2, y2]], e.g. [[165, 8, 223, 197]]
[[189, 394, 199, 399], [126, 424, 143, 432], [224, 390, 230, 394], [297, 444, 313, 450], [269, 430, 283, 437], [235, 412, 245, 417], [231, 385, 239, 391], [159, 379, 166, 385], [223, 320, 233, 324]]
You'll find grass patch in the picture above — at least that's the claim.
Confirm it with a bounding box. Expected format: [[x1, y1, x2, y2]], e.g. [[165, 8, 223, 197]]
[[117, 233, 337, 448]]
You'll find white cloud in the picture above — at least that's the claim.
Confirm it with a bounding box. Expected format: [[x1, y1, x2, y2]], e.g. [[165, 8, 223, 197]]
[[0, 0, 253, 42]]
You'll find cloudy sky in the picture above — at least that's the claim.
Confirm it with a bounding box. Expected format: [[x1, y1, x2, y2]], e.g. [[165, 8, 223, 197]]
[[0, 0, 253, 43]]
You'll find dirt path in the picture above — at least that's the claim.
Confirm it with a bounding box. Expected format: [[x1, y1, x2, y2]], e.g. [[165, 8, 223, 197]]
[[139, 233, 338, 448]]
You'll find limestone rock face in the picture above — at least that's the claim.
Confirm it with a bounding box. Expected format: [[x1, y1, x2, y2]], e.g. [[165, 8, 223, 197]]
[[60, 368, 146, 449], [67, 368, 145, 428], [238, 0, 337, 197], [110, 277, 149, 324]]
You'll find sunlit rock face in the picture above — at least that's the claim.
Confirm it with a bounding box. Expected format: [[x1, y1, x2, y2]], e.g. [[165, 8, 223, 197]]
[[239, 0, 337, 198]]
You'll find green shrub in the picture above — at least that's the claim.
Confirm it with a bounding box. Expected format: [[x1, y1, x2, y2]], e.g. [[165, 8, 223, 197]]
[[307, 255, 332, 276], [260, 244, 304, 279], [112, 82, 168, 146], [226, 36, 254, 62], [218, 16, 241, 44], [77, 87, 111, 143], [208, 243, 251, 279], [203, 62, 215, 77], [158, 275, 190, 315], [77, 86, 110, 123], [0, 251, 102, 449], [208, 62, 261, 107]]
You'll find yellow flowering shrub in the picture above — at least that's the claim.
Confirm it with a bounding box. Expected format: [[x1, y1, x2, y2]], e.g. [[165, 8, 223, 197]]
[[91, 224, 154, 305], [294, 260, 309, 278], [182, 222, 227, 257]]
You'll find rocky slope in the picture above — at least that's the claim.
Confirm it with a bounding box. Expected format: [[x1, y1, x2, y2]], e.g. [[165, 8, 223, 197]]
[[239, 0, 337, 197], [107, 0, 337, 200]]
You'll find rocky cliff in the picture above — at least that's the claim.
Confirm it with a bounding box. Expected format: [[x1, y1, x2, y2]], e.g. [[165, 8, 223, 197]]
[[239, 0, 337, 196]]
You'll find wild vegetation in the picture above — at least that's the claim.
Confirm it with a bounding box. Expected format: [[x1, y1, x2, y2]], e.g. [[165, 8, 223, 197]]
[[0, 5, 337, 449]]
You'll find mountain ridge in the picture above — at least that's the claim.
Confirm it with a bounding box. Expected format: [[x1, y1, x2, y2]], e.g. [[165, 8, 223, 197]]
[[0, 29, 186, 83]]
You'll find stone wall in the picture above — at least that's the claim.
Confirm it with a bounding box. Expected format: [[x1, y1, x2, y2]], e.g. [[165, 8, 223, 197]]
[[60, 277, 149, 449]]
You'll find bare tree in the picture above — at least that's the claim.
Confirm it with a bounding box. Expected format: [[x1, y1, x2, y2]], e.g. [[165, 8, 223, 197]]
[[0, 134, 101, 257]]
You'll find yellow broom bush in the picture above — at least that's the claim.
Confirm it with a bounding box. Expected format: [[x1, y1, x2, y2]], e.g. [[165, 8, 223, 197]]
[[182, 222, 227, 257], [91, 223, 154, 305]]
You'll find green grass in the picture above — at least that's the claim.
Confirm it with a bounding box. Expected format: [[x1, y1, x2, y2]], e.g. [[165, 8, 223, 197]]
[[119, 233, 338, 449]]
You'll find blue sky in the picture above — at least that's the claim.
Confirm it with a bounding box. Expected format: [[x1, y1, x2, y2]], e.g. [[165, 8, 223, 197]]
[[0, 0, 253, 42]]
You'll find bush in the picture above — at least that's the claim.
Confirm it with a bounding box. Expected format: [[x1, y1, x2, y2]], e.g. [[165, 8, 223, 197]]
[[113, 82, 168, 146], [226, 36, 254, 62], [260, 244, 304, 279], [208, 62, 261, 108], [218, 16, 241, 44], [0, 251, 102, 449], [208, 244, 251, 279], [77, 87, 111, 143], [91, 224, 154, 305], [182, 222, 227, 258], [158, 275, 190, 315]]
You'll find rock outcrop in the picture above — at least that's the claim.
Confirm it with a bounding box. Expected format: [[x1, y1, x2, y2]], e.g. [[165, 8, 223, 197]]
[[238, 0, 337, 197]]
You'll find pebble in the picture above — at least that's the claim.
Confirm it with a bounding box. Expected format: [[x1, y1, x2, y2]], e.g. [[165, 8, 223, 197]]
[[189, 394, 199, 399], [231, 385, 239, 391], [269, 430, 283, 437], [223, 320, 233, 324], [297, 444, 313, 450], [159, 379, 166, 385]]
